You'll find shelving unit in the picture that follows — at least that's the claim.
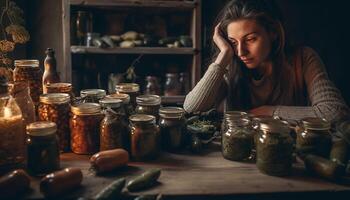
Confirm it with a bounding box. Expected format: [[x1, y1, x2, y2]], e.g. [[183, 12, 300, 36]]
[[62, 0, 201, 104]]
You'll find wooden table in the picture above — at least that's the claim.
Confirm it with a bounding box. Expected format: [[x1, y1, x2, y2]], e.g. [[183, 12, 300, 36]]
[[25, 143, 350, 200]]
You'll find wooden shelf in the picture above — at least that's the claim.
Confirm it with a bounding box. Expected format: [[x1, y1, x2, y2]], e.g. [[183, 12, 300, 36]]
[[69, 0, 197, 8], [71, 46, 197, 55]]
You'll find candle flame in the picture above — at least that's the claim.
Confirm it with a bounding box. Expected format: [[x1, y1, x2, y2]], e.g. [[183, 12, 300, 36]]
[[4, 107, 12, 118]]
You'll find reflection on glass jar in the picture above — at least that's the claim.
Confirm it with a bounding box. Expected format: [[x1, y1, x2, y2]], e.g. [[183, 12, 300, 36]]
[[135, 95, 161, 120], [38, 93, 71, 152], [26, 121, 60, 176], [144, 76, 161, 95], [256, 119, 293, 176], [116, 83, 140, 110], [164, 73, 181, 96], [8, 81, 36, 126], [129, 114, 159, 160], [86, 32, 100, 47], [13, 59, 42, 108], [70, 103, 104, 154], [80, 89, 106, 103], [46, 83, 75, 101], [222, 111, 253, 161], [159, 107, 186, 151], [296, 117, 332, 157]]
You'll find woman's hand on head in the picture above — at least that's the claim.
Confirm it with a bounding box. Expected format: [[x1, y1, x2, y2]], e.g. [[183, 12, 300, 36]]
[[213, 23, 234, 67]]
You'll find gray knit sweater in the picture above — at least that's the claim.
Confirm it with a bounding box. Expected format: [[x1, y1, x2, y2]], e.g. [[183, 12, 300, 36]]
[[183, 47, 349, 122]]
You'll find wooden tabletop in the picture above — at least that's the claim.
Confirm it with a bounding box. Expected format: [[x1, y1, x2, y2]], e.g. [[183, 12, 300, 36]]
[[25, 143, 350, 200]]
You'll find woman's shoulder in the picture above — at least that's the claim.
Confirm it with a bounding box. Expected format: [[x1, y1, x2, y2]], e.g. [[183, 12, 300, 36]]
[[297, 46, 323, 64]]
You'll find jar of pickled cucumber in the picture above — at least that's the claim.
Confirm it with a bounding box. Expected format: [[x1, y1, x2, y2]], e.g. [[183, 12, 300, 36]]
[[135, 95, 161, 120]]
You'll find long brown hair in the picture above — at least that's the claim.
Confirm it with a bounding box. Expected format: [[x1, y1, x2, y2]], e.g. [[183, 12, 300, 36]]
[[211, 0, 295, 110]]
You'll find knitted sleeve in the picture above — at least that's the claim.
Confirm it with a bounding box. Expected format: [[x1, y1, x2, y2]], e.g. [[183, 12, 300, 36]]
[[274, 47, 350, 122], [183, 63, 228, 113]]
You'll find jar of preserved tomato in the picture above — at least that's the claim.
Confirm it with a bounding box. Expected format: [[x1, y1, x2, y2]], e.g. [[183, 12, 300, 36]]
[[70, 103, 104, 154], [144, 76, 161, 95], [129, 114, 159, 160], [26, 121, 60, 176], [13, 59, 42, 107], [38, 93, 71, 152], [135, 95, 161, 120], [159, 107, 186, 151]]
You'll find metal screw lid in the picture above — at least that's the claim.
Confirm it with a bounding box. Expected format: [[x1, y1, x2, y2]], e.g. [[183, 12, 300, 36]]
[[136, 95, 161, 106], [40, 93, 70, 104], [115, 83, 140, 93], [26, 121, 57, 136], [71, 103, 101, 115], [159, 107, 184, 118]]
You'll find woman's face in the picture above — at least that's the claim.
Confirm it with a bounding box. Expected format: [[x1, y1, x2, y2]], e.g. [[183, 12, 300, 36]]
[[226, 19, 274, 69]]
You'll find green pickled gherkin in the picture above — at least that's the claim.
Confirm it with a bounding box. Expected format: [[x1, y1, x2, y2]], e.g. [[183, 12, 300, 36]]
[[304, 154, 345, 180], [127, 169, 161, 192], [330, 138, 349, 165]]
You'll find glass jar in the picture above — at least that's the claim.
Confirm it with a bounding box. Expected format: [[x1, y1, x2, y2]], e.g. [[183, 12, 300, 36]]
[[0, 79, 25, 168], [179, 72, 190, 95], [13, 60, 42, 107], [159, 107, 186, 151], [70, 103, 104, 154], [26, 121, 60, 176], [38, 93, 71, 152], [135, 95, 161, 120], [164, 73, 181, 96], [115, 83, 140, 110], [86, 32, 100, 47], [46, 83, 75, 100], [256, 119, 293, 176], [76, 11, 93, 45], [221, 111, 248, 134], [105, 93, 132, 117], [144, 76, 161, 95], [8, 81, 36, 126], [296, 117, 332, 157], [129, 114, 160, 160], [222, 111, 253, 161], [80, 89, 106, 103]]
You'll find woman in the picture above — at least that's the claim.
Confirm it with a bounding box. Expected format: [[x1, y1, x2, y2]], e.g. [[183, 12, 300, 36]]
[[183, 0, 349, 122]]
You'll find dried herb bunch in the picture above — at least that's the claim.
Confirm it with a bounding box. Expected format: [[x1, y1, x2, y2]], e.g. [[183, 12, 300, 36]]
[[0, 0, 29, 71]]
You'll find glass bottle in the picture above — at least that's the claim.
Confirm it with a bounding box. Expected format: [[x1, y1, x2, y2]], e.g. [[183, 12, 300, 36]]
[[222, 111, 253, 161], [76, 11, 93, 45], [135, 95, 161, 120], [129, 114, 160, 160], [296, 117, 332, 157], [26, 121, 60, 176], [8, 81, 36, 126], [42, 48, 60, 94], [38, 93, 71, 152], [144, 76, 161, 95], [70, 103, 104, 154], [13, 59, 42, 108], [80, 89, 106, 103], [164, 73, 181, 96], [159, 107, 186, 151], [115, 83, 140, 110], [256, 119, 293, 176], [0, 76, 25, 168]]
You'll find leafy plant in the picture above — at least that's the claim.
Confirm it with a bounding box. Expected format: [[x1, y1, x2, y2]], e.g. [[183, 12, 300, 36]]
[[0, 0, 29, 70]]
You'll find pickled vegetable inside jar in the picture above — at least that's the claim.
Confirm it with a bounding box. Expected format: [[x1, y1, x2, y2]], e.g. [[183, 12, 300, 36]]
[[222, 111, 253, 161], [26, 121, 60, 176], [70, 103, 104, 154], [115, 83, 140, 110], [38, 93, 71, 152], [159, 107, 186, 151], [296, 117, 332, 157], [129, 114, 159, 160], [135, 95, 161, 119], [80, 89, 106, 103], [13, 59, 42, 107], [256, 119, 293, 176]]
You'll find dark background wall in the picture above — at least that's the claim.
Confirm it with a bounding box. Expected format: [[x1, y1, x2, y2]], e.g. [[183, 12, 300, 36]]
[[21, 0, 350, 105]]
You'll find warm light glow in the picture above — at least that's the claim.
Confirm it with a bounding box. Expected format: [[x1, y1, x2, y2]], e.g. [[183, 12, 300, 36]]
[[4, 107, 12, 118]]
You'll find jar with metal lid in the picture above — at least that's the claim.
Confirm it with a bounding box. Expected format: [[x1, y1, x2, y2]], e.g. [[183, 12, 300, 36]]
[[99, 98, 129, 151], [222, 111, 253, 161], [129, 114, 160, 160], [86, 32, 100, 47], [26, 121, 60, 176], [144, 76, 161, 95], [296, 117, 332, 157], [46, 83, 75, 100], [38, 93, 71, 152], [70, 103, 104, 154], [256, 119, 293, 176], [115, 83, 140, 109], [135, 95, 161, 119], [13, 60, 42, 107], [159, 107, 186, 151], [105, 93, 132, 117], [164, 73, 181, 96], [80, 89, 106, 103]]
